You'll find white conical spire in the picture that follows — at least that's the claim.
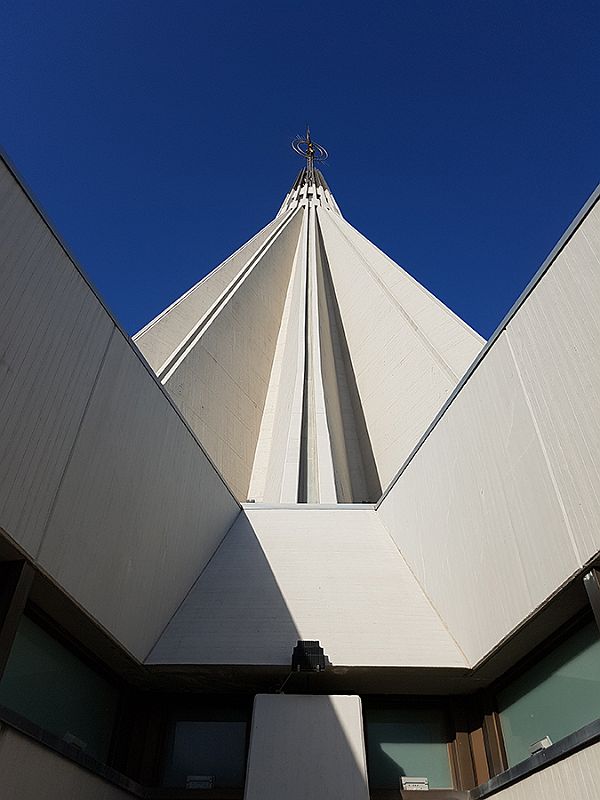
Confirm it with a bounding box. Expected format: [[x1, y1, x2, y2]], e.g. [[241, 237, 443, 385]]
[[134, 145, 484, 502], [249, 166, 381, 503]]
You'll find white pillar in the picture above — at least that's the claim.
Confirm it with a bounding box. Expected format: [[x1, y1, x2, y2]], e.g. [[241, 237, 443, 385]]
[[244, 694, 370, 800]]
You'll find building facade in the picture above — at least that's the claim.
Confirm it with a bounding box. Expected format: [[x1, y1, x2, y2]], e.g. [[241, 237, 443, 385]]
[[1, 144, 600, 799]]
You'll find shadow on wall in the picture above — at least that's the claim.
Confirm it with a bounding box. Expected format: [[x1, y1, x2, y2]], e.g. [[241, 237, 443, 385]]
[[147, 512, 302, 666]]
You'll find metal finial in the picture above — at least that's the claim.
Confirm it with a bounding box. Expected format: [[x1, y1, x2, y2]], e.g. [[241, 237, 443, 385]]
[[292, 127, 328, 178]]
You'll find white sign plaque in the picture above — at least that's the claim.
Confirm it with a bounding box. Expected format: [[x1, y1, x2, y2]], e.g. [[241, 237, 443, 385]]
[[401, 776, 429, 790]]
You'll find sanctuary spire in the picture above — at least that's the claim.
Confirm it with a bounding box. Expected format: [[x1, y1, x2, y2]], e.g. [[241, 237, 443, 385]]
[[134, 136, 483, 502]]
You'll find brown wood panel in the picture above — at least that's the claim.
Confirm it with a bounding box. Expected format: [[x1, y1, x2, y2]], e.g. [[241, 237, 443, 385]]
[[482, 709, 508, 777], [469, 723, 490, 785], [449, 701, 476, 790]]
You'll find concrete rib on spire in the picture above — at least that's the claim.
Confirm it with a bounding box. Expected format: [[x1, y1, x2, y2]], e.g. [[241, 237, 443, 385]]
[[134, 167, 484, 502]]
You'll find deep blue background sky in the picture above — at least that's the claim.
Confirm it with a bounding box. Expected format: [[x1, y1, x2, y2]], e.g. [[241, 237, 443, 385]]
[[2, 0, 599, 338]]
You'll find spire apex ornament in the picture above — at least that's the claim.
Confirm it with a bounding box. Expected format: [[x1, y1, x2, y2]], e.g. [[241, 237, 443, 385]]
[[292, 126, 328, 179]]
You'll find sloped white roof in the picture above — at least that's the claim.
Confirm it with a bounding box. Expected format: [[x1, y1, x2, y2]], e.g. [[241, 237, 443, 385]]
[[147, 505, 467, 668]]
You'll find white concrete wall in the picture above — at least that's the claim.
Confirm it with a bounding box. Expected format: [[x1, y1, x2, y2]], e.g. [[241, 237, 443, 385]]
[[36, 335, 242, 660], [0, 725, 134, 800], [244, 694, 369, 800], [149, 506, 466, 668], [485, 741, 600, 799], [378, 188, 600, 666], [0, 157, 240, 661], [133, 214, 285, 372], [317, 208, 484, 490], [161, 210, 303, 500], [0, 162, 114, 554], [505, 199, 600, 566]]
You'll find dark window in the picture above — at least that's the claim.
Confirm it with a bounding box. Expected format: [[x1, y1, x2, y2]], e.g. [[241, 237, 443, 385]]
[[0, 615, 119, 762], [162, 700, 251, 789]]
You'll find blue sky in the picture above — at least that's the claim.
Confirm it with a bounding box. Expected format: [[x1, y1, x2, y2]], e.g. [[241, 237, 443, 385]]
[[2, 0, 599, 338]]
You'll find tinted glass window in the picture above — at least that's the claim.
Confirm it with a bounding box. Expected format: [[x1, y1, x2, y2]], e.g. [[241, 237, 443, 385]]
[[498, 620, 600, 766], [163, 706, 249, 788], [364, 706, 452, 789], [0, 615, 118, 762]]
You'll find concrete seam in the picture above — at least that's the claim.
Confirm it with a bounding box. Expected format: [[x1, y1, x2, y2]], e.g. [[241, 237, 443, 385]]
[[326, 210, 460, 383], [505, 332, 582, 564], [0, 153, 239, 506], [157, 209, 299, 381], [375, 509, 470, 666], [34, 326, 116, 561], [337, 214, 484, 342], [142, 508, 244, 663], [133, 215, 286, 339]]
